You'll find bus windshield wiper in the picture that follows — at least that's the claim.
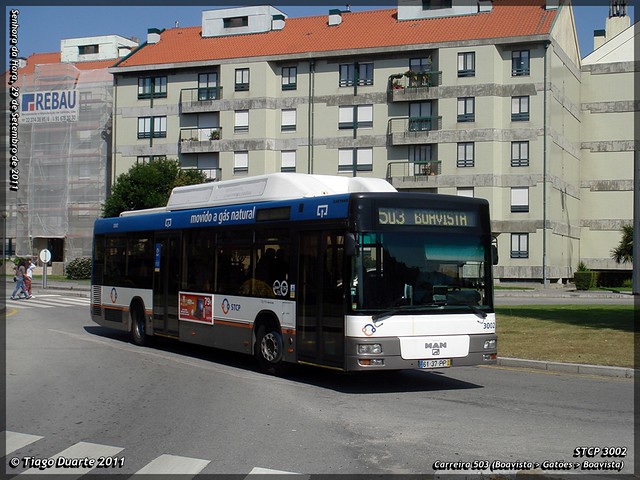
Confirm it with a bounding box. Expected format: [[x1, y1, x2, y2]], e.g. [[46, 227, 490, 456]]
[[449, 303, 487, 320], [372, 304, 440, 322]]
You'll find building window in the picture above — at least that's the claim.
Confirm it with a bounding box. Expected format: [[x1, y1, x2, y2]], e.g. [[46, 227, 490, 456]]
[[511, 233, 529, 258], [339, 64, 354, 87], [511, 141, 529, 167], [137, 116, 166, 139], [422, 0, 453, 9], [137, 155, 167, 164], [339, 63, 373, 87], [138, 76, 167, 99], [235, 68, 250, 91], [338, 105, 373, 129], [511, 187, 529, 212], [512, 50, 530, 76], [198, 73, 218, 100], [410, 57, 432, 73], [234, 151, 249, 174], [338, 148, 373, 173], [79, 44, 99, 55], [234, 110, 249, 133], [457, 142, 474, 167], [282, 66, 297, 90], [409, 101, 434, 131], [357, 63, 374, 85], [512, 96, 530, 121], [281, 150, 296, 172], [281, 109, 297, 132], [79, 91, 92, 112], [457, 97, 475, 122], [224, 16, 248, 28], [457, 52, 475, 77]]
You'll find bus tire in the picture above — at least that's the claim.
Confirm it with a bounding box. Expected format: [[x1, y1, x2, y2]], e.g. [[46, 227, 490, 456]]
[[255, 324, 285, 375], [131, 303, 147, 346]]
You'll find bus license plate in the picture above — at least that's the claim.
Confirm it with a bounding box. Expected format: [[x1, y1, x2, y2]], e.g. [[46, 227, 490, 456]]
[[419, 359, 451, 369]]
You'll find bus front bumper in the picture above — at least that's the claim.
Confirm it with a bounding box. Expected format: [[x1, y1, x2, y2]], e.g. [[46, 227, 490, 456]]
[[344, 334, 497, 372]]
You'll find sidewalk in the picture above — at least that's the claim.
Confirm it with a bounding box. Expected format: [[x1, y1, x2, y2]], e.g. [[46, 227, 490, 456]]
[[4, 278, 636, 378], [494, 281, 634, 299]]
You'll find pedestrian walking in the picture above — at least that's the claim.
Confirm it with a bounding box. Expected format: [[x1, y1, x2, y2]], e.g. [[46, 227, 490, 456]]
[[24, 257, 36, 298], [10, 259, 31, 300]]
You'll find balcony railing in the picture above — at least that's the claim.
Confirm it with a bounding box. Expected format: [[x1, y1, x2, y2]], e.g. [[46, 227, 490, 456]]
[[180, 87, 223, 113], [386, 160, 442, 181], [179, 127, 222, 153], [387, 116, 442, 145], [388, 70, 442, 101]]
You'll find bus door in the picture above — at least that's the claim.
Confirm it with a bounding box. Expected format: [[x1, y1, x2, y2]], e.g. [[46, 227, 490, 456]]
[[297, 230, 346, 369], [153, 233, 181, 337]]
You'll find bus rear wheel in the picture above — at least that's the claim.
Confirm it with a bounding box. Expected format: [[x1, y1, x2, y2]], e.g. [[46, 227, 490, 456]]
[[255, 324, 285, 374], [131, 305, 147, 346]]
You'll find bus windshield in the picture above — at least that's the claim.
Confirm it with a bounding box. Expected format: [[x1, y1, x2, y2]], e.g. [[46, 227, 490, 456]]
[[351, 231, 490, 312]]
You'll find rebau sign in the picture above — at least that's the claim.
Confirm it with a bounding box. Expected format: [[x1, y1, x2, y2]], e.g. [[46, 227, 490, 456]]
[[20, 90, 78, 123]]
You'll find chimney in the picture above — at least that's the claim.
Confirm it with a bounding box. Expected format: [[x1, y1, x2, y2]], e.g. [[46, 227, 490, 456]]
[[592, 1, 630, 50], [328, 9, 342, 26], [147, 28, 162, 44]]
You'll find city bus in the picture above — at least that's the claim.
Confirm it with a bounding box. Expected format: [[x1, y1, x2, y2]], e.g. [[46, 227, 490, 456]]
[[90, 173, 497, 373]]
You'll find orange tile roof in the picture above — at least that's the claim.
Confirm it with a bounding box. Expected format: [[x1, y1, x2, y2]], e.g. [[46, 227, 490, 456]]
[[17, 52, 117, 76], [116, 0, 557, 69]]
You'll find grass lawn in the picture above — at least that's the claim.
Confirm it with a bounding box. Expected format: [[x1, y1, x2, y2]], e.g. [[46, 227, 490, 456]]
[[496, 305, 637, 368]]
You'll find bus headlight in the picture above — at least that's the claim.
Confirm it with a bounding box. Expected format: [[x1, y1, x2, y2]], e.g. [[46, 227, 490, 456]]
[[358, 343, 382, 354], [484, 339, 496, 349]]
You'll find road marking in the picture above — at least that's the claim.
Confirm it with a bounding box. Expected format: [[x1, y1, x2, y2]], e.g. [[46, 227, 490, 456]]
[[247, 467, 308, 478], [134, 454, 210, 476], [8, 296, 89, 309], [21, 441, 123, 476], [4, 430, 43, 455]]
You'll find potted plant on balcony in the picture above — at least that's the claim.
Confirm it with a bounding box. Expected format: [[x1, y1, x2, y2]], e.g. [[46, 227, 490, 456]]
[[210, 130, 220, 141], [404, 70, 418, 86], [417, 71, 431, 87]]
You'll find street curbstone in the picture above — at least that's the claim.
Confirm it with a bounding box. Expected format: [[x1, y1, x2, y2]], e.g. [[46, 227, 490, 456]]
[[497, 357, 635, 378]]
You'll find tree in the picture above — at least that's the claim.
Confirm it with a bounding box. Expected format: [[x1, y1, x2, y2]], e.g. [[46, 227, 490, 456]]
[[102, 159, 207, 218], [610, 224, 633, 264]]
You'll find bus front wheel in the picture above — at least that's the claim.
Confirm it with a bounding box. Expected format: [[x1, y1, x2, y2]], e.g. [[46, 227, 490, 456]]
[[255, 324, 285, 374]]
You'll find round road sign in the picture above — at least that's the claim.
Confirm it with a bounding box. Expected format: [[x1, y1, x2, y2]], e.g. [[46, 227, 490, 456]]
[[39, 249, 52, 263]]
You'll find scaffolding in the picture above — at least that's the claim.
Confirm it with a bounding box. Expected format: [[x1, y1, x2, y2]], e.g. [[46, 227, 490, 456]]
[[16, 63, 112, 263]]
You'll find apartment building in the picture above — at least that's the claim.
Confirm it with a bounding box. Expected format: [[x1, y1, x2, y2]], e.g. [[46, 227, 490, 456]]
[[580, 8, 635, 275], [7, 0, 628, 283], [8, 35, 137, 262]]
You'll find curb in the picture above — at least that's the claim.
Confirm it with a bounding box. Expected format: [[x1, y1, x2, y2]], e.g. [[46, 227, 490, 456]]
[[497, 357, 635, 378]]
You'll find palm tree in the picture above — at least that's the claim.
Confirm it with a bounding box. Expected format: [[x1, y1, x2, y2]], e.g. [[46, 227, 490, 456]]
[[611, 224, 633, 264]]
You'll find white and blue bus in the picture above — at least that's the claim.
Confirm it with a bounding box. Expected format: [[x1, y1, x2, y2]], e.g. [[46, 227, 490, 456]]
[[91, 173, 497, 373]]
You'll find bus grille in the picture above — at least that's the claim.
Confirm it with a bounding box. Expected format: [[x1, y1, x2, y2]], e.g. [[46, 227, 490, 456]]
[[91, 285, 102, 317]]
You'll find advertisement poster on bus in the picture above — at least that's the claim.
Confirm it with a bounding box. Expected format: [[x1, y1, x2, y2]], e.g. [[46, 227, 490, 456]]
[[178, 292, 213, 324]]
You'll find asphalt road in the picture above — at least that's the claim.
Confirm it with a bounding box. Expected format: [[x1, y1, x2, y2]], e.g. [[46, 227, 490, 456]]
[[5, 297, 635, 476]]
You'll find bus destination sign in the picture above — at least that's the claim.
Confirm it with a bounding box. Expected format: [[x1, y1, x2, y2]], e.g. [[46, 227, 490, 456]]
[[378, 207, 478, 227]]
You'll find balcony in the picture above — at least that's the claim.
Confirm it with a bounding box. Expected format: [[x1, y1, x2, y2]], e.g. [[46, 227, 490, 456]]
[[387, 116, 442, 145], [179, 127, 222, 154], [386, 160, 442, 182], [180, 87, 223, 114], [388, 70, 442, 102], [201, 168, 222, 182]]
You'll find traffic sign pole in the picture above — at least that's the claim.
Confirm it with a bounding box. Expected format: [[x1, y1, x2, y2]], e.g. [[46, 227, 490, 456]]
[[39, 249, 51, 289]]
